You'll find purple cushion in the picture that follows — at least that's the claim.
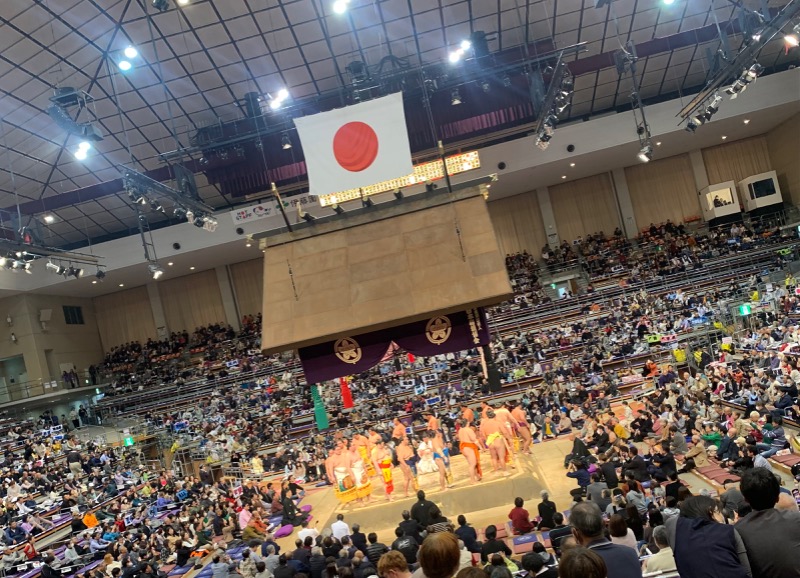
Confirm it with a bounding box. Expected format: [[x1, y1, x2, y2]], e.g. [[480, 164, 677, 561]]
[[300, 505, 312, 513], [274, 524, 294, 538]]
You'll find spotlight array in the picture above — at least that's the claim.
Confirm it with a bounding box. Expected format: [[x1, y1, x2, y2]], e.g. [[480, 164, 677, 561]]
[[724, 63, 764, 99], [268, 88, 290, 110], [535, 70, 574, 151], [74, 141, 92, 161], [448, 40, 472, 64], [685, 93, 722, 131], [118, 45, 140, 72], [332, 0, 351, 14], [45, 261, 82, 278]]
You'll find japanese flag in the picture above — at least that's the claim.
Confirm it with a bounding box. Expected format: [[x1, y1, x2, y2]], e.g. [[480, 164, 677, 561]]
[[293, 93, 413, 197]]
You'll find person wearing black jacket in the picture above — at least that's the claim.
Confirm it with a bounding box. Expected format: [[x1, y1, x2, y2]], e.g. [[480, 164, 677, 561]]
[[597, 456, 619, 488], [71, 512, 88, 533], [41, 556, 61, 578], [390, 527, 418, 564], [410, 491, 436, 528], [621, 447, 649, 482], [480, 525, 511, 564], [308, 548, 327, 578], [649, 442, 677, 481], [350, 524, 368, 556], [397, 511, 424, 545], [454, 515, 480, 553]]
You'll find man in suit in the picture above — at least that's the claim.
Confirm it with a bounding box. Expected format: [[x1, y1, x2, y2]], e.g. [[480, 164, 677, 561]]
[[569, 502, 642, 578], [521, 552, 557, 578]]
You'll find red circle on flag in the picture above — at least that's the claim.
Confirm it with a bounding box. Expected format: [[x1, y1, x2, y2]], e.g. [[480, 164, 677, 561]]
[[332, 121, 379, 172]]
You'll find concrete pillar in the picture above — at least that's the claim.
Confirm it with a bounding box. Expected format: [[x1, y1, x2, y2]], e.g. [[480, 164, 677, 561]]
[[536, 187, 560, 246], [689, 150, 710, 191], [610, 169, 638, 238], [146, 283, 169, 340], [215, 266, 241, 332]]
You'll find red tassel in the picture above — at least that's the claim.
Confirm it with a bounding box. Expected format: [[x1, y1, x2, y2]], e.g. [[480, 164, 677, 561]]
[[340, 377, 354, 409], [407, 353, 415, 364]]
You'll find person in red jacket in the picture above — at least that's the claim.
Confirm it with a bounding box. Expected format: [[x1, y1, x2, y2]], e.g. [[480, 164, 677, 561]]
[[508, 497, 534, 535]]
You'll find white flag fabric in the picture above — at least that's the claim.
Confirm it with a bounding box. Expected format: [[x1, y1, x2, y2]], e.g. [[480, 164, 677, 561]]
[[293, 93, 413, 197]]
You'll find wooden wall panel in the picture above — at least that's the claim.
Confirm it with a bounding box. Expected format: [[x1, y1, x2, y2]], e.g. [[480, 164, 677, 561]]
[[230, 259, 264, 317], [93, 286, 156, 350], [487, 191, 547, 255], [158, 269, 226, 332], [702, 135, 772, 186], [766, 113, 800, 205], [549, 173, 620, 243], [626, 154, 700, 227]]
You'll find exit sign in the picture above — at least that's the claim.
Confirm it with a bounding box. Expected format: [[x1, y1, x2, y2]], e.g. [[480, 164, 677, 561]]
[[123, 436, 135, 446], [739, 304, 752, 315]]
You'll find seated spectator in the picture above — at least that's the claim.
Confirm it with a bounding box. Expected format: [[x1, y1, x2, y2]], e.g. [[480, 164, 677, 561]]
[[378, 551, 412, 578], [568, 502, 642, 578], [366, 532, 389, 566], [415, 532, 460, 578], [391, 527, 418, 565], [479, 525, 511, 564], [537, 491, 558, 530], [557, 548, 607, 578], [608, 514, 637, 551], [664, 495, 751, 578], [454, 515, 481, 553], [736, 467, 800, 577], [508, 497, 534, 535], [642, 526, 676, 573]]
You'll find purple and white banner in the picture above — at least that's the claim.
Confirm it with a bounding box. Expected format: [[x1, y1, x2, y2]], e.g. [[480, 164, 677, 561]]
[[299, 308, 490, 384]]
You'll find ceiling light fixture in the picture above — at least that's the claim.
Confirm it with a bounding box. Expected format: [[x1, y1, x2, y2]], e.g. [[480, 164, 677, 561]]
[[268, 88, 290, 110], [332, 0, 350, 14], [167, 262, 173, 266], [656, 141, 662, 146], [637, 143, 653, 163], [569, 162, 575, 167], [743, 119, 750, 124], [721, 135, 728, 140], [118, 60, 132, 72], [95, 269, 106, 281], [281, 133, 292, 150], [148, 263, 164, 280], [43, 214, 55, 224], [561, 175, 567, 179], [119, 283, 125, 287], [450, 88, 462, 105], [448, 39, 472, 64], [124, 46, 138, 59], [189, 266, 195, 270], [332, 204, 345, 214]]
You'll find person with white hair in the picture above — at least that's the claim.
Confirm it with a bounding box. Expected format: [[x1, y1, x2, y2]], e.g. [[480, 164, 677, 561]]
[[642, 526, 676, 573], [537, 490, 557, 530]]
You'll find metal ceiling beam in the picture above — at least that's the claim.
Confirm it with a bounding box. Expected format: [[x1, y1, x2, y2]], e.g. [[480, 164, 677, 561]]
[[2, 8, 784, 219]]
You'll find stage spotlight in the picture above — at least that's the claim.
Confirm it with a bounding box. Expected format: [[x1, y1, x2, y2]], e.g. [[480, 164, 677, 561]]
[[786, 33, 799, 47], [95, 269, 106, 281], [268, 88, 290, 110], [152, 0, 169, 11], [745, 62, 764, 80], [685, 119, 699, 133], [74, 148, 88, 161], [481, 81, 490, 93], [450, 88, 462, 105], [663, 0, 675, 4], [149, 199, 163, 212], [502, 75, 511, 87], [425, 181, 438, 193], [362, 197, 375, 208], [460, 40, 472, 51], [301, 211, 316, 223], [148, 263, 164, 280], [394, 189, 404, 200], [173, 206, 187, 220], [118, 60, 132, 72], [67, 266, 84, 279], [637, 143, 653, 163], [332, 0, 349, 14], [193, 215, 205, 228], [177, 0, 190, 4], [46, 262, 66, 276], [332, 204, 345, 215], [124, 46, 138, 59], [281, 133, 292, 150]]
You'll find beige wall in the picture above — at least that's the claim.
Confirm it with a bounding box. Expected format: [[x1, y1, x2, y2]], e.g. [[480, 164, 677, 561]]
[[549, 173, 621, 242], [702, 135, 773, 186], [94, 286, 156, 351], [0, 294, 103, 389], [766, 113, 800, 206], [626, 154, 701, 228], [159, 269, 227, 333], [230, 259, 263, 317], [487, 192, 547, 256]]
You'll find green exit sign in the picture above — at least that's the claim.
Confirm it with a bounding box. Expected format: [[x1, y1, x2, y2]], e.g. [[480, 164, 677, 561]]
[[123, 436, 135, 446], [739, 304, 752, 315]]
